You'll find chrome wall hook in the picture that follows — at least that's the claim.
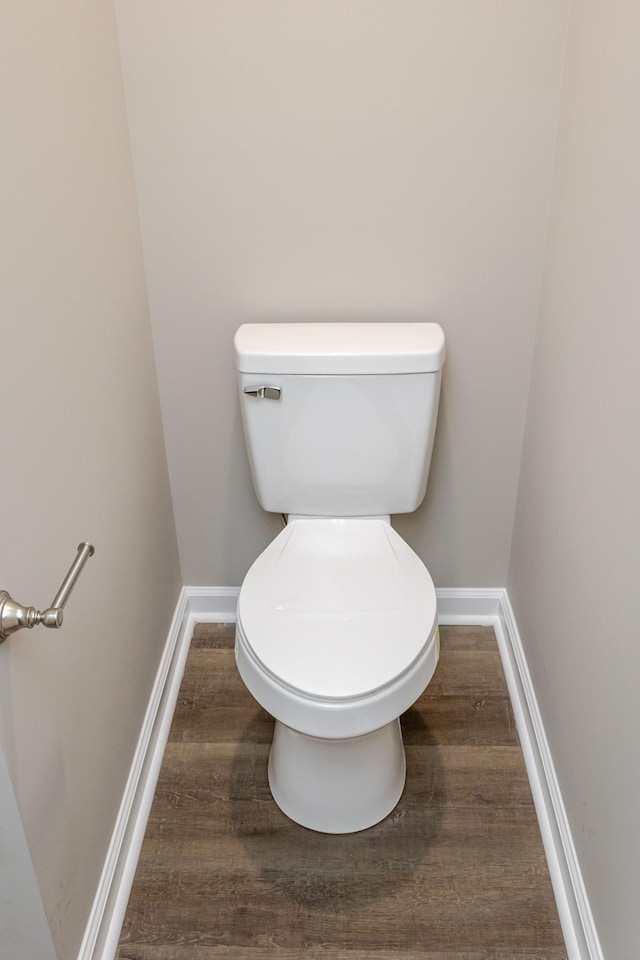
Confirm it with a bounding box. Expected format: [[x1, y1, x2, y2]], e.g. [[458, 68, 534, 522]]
[[0, 542, 95, 641]]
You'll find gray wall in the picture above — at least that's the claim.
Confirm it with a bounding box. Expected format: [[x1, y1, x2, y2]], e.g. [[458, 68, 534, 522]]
[[115, 0, 570, 588], [507, 1, 640, 957], [0, 2, 181, 957]]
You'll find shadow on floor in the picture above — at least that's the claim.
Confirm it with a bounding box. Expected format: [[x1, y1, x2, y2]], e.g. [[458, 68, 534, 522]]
[[229, 706, 444, 913]]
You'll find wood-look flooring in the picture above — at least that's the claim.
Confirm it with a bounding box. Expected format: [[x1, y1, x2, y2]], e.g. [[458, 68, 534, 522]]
[[117, 624, 567, 960]]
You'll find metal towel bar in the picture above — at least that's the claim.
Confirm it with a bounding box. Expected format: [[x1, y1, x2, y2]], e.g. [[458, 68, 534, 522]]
[[0, 542, 95, 641]]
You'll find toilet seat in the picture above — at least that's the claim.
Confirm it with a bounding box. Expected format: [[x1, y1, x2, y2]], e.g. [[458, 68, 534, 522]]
[[236, 518, 439, 738]]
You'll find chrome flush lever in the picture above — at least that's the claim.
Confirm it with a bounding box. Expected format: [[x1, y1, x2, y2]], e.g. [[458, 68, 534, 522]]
[[0, 542, 95, 641], [243, 385, 281, 400]]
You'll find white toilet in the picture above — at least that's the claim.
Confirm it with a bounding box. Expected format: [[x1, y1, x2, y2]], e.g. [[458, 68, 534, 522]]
[[234, 322, 445, 833]]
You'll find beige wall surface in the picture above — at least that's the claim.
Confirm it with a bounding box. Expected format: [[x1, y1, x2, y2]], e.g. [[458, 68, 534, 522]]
[[4, 1, 637, 955], [0, 2, 181, 957], [115, 0, 570, 587], [508, 1, 640, 956]]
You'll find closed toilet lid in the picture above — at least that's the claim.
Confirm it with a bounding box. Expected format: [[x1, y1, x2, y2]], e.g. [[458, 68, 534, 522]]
[[237, 518, 437, 700]]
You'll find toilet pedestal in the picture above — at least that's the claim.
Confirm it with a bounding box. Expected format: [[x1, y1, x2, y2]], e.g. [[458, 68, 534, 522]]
[[268, 718, 406, 833]]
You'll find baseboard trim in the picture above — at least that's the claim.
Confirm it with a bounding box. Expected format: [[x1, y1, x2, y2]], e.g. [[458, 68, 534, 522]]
[[78, 588, 193, 960], [494, 590, 604, 960], [80, 585, 602, 960], [435, 586, 503, 623], [183, 585, 239, 620]]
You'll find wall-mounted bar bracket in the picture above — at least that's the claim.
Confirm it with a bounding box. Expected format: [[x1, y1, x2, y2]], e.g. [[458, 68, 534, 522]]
[[0, 542, 95, 642]]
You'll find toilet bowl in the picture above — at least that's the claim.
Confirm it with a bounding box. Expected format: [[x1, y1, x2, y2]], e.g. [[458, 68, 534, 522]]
[[234, 321, 446, 833], [235, 516, 439, 832]]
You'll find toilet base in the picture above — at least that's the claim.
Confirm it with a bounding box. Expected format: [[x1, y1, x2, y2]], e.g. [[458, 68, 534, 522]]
[[268, 718, 406, 833]]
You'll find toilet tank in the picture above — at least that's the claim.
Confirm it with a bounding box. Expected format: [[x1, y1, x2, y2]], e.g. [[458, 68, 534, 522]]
[[234, 322, 445, 517]]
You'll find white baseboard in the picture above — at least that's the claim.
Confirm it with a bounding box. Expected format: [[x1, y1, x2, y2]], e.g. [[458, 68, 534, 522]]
[[77, 587, 236, 960], [182, 585, 239, 621], [435, 586, 503, 623], [80, 585, 602, 960], [441, 588, 603, 960], [493, 590, 604, 960]]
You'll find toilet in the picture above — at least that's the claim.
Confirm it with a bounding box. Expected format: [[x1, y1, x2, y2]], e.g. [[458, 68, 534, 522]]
[[234, 322, 445, 833]]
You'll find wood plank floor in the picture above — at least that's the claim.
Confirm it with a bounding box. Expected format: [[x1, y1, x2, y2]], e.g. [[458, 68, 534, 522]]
[[117, 624, 567, 960]]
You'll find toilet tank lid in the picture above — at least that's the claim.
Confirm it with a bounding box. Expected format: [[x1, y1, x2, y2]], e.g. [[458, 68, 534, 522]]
[[234, 322, 446, 374]]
